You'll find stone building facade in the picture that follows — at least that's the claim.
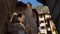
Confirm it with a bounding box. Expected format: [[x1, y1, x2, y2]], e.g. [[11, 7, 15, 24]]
[[0, 0, 39, 34], [37, 0, 60, 34], [7, 1, 38, 34]]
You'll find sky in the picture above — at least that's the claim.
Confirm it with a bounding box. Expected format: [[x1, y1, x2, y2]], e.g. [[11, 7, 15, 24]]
[[18, 0, 42, 7]]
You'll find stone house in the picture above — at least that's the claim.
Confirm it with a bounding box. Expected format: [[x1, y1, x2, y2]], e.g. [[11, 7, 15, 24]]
[[37, 0, 60, 33]]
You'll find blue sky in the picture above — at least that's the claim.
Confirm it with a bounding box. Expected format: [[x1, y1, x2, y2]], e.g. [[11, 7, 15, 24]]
[[18, 0, 42, 7]]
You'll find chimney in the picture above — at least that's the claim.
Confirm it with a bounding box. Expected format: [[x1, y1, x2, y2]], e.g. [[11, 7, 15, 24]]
[[26, 2, 33, 17]]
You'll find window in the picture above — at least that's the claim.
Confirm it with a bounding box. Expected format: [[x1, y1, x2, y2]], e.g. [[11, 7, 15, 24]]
[[41, 26, 45, 29], [40, 21, 44, 23]]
